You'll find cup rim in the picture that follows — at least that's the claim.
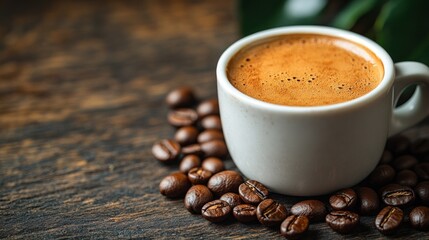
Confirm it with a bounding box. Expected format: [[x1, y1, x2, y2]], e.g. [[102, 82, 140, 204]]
[[216, 25, 395, 113]]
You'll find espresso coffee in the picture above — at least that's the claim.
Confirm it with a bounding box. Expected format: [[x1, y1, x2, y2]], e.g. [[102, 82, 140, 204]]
[[227, 34, 384, 106]]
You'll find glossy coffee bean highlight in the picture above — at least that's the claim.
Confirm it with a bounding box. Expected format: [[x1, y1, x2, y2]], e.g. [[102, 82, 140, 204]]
[[165, 87, 196, 109], [168, 108, 198, 127], [329, 188, 357, 210], [207, 170, 244, 196], [381, 184, 415, 206], [184, 185, 214, 214], [233, 204, 257, 223], [290, 200, 327, 222], [152, 139, 181, 162], [239, 180, 269, 205], [197, 99, 219, 118], [201, 115, 222, 130], [256, 199, 288, 227], [280, 215, 309, 239], [202, 157, 225, 174], [159, 172, 191, 198], [179, 155, 201, 173], [325, 211, 359, 234], [175, 126, 199, 146], [409, 206, 429, 231], [188, 167, 212, 185], [198, 130, 224, 143], [220, 192, 242, 208], [375, 206, 403, 235], [415, 181, 429, 204], [356, 187, 379, 215], [201, 200, 232, 223]]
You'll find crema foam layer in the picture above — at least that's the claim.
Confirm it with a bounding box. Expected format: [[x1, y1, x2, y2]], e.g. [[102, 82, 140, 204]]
[[227, 34, 384, 106]]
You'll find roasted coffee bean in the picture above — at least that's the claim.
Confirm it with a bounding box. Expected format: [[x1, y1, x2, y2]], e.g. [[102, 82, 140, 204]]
[[182, 144, 203, 156], [198, 130, 224, 143], [202, 157, 224, 174], [201, 140, 228, 158], [197, 99, 219, 118], [238, 180, 269, 205], [367, 164, 395, 188], [184, 185, 214, 214], [386, 135, 410, 155], [379, 150, 393, 164], [201, 200, 231, 223], [174, 126, 199, 146], [325, 211, 359, 234], [415, 181, 429, 204], [381, 183, 415, 206], [179, 155, 201, 173], [159, 172, 191, 198], [168, 108, 198, 127], [188, 167, 212, 185], [166, 87, 196, 109], [207, 170, 244, 196], [414, 163, 429, 181], [392, 155, 418, 170], [395, 169, 418, 187], [329, 188, 357, 210], [220, 193, 242, 208], [356, 187, 379, 215], [280, 215, 309, 239], [290, 200, 327, 222], [375, 206, 403, 235], [410, 138, 429, 159], [152, 139, 181, 162], [409, 206, 429, 231], [233, 204, 257, 223], [201, 115, 222, 130], [256, 199, 288, 227]]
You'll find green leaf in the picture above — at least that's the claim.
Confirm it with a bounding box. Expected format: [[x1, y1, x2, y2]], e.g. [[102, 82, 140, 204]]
[[332, 0, 383, 29], [375, 0, 429, 64]]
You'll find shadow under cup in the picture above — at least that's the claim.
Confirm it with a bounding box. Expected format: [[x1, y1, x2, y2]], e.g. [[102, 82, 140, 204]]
[[216, 26, 397, 196]]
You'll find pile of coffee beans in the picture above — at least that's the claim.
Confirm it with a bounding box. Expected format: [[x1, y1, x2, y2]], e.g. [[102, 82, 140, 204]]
[[154, 87, 429, 238]]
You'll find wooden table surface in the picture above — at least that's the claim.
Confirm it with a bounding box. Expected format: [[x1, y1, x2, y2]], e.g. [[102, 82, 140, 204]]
[[1, 0, 428, 239]]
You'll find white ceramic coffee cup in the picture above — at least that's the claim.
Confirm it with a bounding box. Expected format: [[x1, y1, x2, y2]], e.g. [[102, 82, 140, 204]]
[[217, 26, 429, 196]]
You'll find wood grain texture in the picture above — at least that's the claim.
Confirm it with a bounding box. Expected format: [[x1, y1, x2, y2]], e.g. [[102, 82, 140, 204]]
[[0, 0, 428, 239]]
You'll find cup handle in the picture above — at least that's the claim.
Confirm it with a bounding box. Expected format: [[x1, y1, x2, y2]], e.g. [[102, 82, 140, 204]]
[[389, 61, 429, 137]]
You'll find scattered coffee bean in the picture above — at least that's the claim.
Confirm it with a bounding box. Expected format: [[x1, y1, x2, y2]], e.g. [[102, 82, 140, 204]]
[[168, 108, 198, 127], [410, 138, 429, 159], [197, 99, 219, 118], [375, 206, 403, 235], [207, 170, 244, 196], [238, 180, 269, 205], [184, 185, 214, 214], [290, 200, 327, 222], [179, 155, 201, 173], [188, 167, 212, 185], [409, 206, 429, 231], [367, 164, 395, 188], [379, 150, 393, 164], [415, 181, 429, 204], [325, 211, 359, 234], [201, 199, 231, 223], [201, 115, 222, 130], [175, 126, 199, 146], [198, 130, 224, 143], [256, 199, 288, 227], [329, 188, 357, 210], [414, 163, 429, 181], [233, 204, 257, 223], [386, 135, 410, 155], [356, 187, 379, 216], [201, 140, 228, 158], [280, 215, 309, 239], [152, 139, 181, 162], [182, 143, 204, 156], [392, 155, 418, 170], [381, 183, 415, 206], [395, 169, 418, 187], [202, 157, 225, 174], [220, 192, 242, 208], [166, 87, 196, 109], [159, 172, 191, 198]]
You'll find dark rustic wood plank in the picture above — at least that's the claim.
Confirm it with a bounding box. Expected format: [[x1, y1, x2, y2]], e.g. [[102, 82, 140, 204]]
[[0, 0, 428, 239]]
